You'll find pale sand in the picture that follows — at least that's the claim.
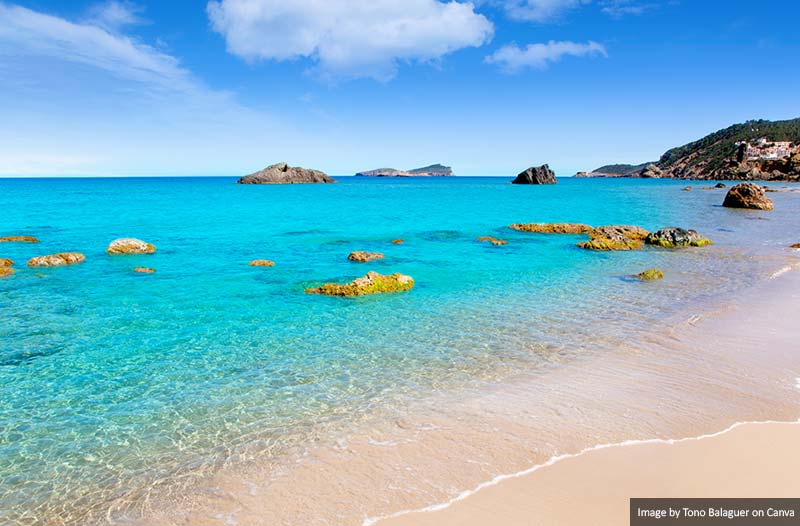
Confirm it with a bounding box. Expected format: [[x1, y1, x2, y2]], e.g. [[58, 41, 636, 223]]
[[374, 421, 800, 526]]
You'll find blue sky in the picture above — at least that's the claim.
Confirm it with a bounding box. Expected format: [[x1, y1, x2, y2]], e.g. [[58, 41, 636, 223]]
[[0, 0, 798, 177]]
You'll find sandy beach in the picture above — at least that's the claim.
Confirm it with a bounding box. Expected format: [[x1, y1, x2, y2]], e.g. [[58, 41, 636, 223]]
[[374, 421, 800, 526]]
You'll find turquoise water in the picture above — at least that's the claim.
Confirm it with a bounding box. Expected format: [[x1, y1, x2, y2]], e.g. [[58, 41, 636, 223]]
[[1, 177, 798, 525]]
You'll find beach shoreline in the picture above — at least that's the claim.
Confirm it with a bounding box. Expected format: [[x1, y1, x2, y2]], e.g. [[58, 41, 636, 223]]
[[128, 256, 800, 526], [372, 420, 800, 526]]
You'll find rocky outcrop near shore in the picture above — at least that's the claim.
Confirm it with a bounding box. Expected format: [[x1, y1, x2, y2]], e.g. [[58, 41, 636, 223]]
[[134, 267, 155, 273], [356, 164, 454, 177], [0, 235, 39, 243], [107, 238, 156, 254], [722, 183, 774, 210], [510, 223, 592, 234], [645, 228, 712, 248], [512, 164, 557, 185], [577, 225, 650, 251], [0, 267, 13, 278], [0, 258, 13, 267], [27, 252, 86, 267], [305, 271, 414, 296], [636, 268, 664, 281], [238, 163, 335, 184], [348, 251, 384, 262], [249, 259, 275, 267], [476, 236, 507, 246]]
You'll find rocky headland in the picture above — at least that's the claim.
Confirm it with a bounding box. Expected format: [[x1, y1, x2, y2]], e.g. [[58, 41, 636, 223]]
[[355, 164, 453, 177], [238, 163, 335, 184], [576, 118, 800, 181]]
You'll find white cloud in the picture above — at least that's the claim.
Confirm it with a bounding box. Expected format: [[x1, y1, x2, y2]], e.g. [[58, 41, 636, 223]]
[[485, 40, 607, 72], [206, 0, 494, 81], [0, 2, 206, 95], [600, 0, 653, 16], [499, 0, 590, 22], [85, 1, 145, 32]]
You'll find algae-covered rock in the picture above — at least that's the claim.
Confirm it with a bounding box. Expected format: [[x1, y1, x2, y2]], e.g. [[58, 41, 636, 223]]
[[305, 271, 414, 297], [645, 227, 712, 248], [27, 252, 86, 267], [134, 267, 155, 273], [722, 183, 774, 210], [476, 236, 508, 246], [0, 258, 13, 267], [636, 268, 664, 281], [0, 267, 13, 278], [249, 259, 275, 267], [577, 225, 650, 251], [107, 238, 156, 255], [0, 235, 39, 243], [510, 223, 592, 234], [348, 251, 385, 263]]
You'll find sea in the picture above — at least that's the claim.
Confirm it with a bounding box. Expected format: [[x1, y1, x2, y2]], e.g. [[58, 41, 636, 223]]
[[1, 176, 799, 525]]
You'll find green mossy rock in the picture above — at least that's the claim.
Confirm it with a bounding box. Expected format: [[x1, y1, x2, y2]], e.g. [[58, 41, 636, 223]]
[[636, 269, 664, 281], [305, 271, 414, 297], [645, 227, 712, 248]]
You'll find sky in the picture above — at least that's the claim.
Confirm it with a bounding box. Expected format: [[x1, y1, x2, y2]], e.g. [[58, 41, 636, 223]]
[[0, 0, 798, 177]]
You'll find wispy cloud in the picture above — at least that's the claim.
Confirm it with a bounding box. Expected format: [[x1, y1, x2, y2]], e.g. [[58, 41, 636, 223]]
[[485, 40, 607, 72], [85, 0, 146, 32], [499, 0, 590, 22], [206, 0, 494, 82], [600, 0, 655, 16]]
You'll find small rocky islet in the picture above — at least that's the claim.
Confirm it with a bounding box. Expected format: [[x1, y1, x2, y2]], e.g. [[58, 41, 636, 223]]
[[27, 252, 86, 267], [0, 235, 39, 243], [348, 251, 385, 262], [722, 183, 775, 210], [249, 259, 275, 267], [476, 236, 507, 246], [511, 164, 557, 185], [237, 162, 335, 184], [305, 271, 414, 297], [107, 238, 156, 255], [636, 269, 664, 281]]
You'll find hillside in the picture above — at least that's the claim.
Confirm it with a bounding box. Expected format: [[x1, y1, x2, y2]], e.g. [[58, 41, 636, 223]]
[[356, 164, 454, 177], [578, 118, 800, 180]]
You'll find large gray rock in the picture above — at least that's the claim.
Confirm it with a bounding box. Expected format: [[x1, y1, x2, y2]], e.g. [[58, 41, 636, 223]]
[[511, 164, 556, 185], [237, 162, 335, 184]]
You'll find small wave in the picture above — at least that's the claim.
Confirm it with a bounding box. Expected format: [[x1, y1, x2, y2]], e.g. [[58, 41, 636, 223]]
[[770, 264, 800, 279], [362, 419, 800, 526]]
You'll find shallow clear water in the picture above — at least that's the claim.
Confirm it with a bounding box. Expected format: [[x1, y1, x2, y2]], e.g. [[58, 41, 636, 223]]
[[1, 177, 798, 525]]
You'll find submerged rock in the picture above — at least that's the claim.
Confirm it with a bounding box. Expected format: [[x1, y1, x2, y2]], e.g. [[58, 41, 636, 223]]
[[107, 238, 156, 255], [636, 268, 664, 281], [577, 225, 650, 251], [237, 162, 335, 184], [391, 239, 404, 245], [790, 243, 800, 249], [249, 259, 275, 267], [511, 164, 557, 185], [509, 223, 592, 234], [0, 235, 39, 243], [27, 252, 85, 267], [305, 271, 414, 297], [715, 182, 727, 188], [0, 258, 13, 267], [134, 267, 155, 273], [682, 186, 692, 191], [0, 267, 13, 278], [348, 251, 385, 262], [645, 227, 712, 248], [722, 183, 774, 210], [476, 236, 508, 246]]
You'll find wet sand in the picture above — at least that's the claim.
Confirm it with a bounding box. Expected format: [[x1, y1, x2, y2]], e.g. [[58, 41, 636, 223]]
[[374, 421, 800, 526]]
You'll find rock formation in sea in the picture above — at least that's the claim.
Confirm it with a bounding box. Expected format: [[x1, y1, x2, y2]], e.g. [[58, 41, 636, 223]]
[[0, 235, 39, 243], [348, 251, 385, 262], [27, 253, 86, 267], [715, 182, 727, 188], [636, 269, 664, 280], [391, 239, 404, 245], [249, 259, 275, 267], [237, 162, 336, 184], [107, 238, 156, 255], [476, 236, 507, 246], [577, 225, 650, 251], [0, 267, 13, 278], [510, 223, 592, 234], [355, 164, 454, 177], [0, 258, 13, 267], [134, 267, 155, 273], [645, 227, 712, 248], [722, 183, 774, 210], [682, 186, 693, 191], [511, 164, 557, 185], [305, 271, 414, 296]]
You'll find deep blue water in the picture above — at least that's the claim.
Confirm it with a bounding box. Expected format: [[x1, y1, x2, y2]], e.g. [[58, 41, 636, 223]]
[[1, 176, 798, 524]]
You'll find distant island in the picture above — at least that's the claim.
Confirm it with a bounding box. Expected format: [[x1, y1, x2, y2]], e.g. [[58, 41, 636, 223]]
[[576, 118, 800, 181], [356, 164, 454, 177]]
